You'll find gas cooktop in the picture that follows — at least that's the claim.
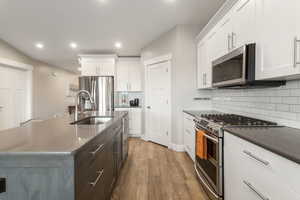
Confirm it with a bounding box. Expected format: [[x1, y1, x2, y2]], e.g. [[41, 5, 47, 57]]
[[200, 114, 278, 127], [194, 111, 279, 137]]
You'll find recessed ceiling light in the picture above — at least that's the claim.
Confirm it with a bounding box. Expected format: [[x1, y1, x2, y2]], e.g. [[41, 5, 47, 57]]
[[70, 42, 78, 49], [115, 42, 122, 49], [35, 43, 44, 49], [165, 0, 176, 3]]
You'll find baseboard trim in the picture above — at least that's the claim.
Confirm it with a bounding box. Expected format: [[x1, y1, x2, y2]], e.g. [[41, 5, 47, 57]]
[[141, 135, 148, 141], [170, 143, 185, 152]]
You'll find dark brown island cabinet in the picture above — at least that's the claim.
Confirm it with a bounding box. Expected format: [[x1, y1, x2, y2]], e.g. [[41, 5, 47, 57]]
[[0, 112, 129, 200]]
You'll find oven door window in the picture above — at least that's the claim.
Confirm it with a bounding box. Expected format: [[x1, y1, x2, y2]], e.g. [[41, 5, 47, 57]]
[[212, 54, 244, 84], [196, 129, 219, 189]]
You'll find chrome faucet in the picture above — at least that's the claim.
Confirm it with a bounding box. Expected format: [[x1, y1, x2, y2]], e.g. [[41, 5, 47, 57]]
[[74, 90, 95, 121]]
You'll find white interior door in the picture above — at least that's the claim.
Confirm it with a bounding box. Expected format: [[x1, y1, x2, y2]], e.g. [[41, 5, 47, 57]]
[[146, 61, 171, 147], [0, 64, 31, 131]]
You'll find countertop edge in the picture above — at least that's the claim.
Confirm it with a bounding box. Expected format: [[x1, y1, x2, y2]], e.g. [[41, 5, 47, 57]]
[[224, 128, 300, 165]]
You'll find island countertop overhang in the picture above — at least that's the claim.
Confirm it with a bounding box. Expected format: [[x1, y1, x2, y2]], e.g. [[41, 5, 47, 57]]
[[0, 111, 128, 155]]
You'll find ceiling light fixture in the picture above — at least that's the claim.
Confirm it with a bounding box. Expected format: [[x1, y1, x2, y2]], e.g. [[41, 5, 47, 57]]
[[70, 42, 78, 49], [115, 42, 122, 49], [35, 43, 44, 49], [165, 0, 176, 3]]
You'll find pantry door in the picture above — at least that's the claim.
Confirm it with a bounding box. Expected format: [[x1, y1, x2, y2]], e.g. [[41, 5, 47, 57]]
[[145, 58, 171, 147]]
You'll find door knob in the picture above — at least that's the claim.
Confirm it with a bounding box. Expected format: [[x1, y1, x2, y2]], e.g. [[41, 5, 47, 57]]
[[147, 106, 151, 109]]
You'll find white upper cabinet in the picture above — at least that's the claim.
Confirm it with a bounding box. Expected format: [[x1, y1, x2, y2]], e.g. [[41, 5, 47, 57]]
[[80, 62, 98, 76], [214, 11, 233, 59], [79, 55, 116, 77], [231, 0, 256, 49], [197, 41, 206, 89], [256, 0, 300, 80], [116, 58, 142, 92], [197, 31, 215, 89], [196, 0, 300, 85]]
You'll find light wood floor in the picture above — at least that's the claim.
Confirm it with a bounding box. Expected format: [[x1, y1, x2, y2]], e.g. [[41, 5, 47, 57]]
[[111, 138, 210, 200]]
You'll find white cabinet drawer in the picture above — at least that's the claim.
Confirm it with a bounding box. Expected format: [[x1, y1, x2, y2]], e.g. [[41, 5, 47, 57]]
[[183, 113, 195, 161], [225, 132, 300, 199]]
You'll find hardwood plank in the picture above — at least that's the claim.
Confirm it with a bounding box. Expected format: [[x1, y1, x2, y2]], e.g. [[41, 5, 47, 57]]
[[111, 138, 209, 200]]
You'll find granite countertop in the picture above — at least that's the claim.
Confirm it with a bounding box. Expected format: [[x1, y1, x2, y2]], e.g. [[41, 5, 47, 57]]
[[224, 126, 300, 164], [0, 111, 128, 155]]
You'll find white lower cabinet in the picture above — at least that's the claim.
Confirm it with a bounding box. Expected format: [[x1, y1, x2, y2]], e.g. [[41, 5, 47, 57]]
[[224, 132, 300, 200], [115, 108, 142, 137], [183, 113, 195, 161]]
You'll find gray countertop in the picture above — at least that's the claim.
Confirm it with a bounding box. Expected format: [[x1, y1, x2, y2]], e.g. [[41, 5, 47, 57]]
[[224, 126, 300, 164], [0, 111, 127, 155], [183, 109, 300, 165]]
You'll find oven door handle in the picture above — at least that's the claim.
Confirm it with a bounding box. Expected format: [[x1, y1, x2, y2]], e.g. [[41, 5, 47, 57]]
[[196, 128, 219, 143], [194, 164, 220, 199]]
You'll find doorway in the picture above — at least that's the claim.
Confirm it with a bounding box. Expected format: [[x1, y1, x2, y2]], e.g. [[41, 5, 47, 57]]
[[0, 61, 32, 131], [145, 55, 171, 147]]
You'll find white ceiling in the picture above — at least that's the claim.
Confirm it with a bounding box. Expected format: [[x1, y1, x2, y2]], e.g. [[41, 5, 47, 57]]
[[0, 0, 224, 72]]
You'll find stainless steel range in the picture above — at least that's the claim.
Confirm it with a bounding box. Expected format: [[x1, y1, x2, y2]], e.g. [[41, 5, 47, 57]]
[[193, 112, 278, 200]]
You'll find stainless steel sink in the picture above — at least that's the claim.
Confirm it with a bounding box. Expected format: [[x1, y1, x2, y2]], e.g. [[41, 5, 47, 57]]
[[71, 117, 113, 125]]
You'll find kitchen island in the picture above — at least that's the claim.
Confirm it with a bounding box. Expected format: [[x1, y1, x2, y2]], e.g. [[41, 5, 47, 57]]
[[0, 111, 129, 200]]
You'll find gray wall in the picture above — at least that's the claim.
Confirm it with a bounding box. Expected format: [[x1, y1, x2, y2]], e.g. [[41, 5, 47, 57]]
[[0, 39, 78, 120], [141, 25, 211, 145], [212, 80, 300, 129]]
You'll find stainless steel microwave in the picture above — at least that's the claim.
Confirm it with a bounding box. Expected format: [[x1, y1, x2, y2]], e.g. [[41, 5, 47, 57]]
[[212, 44, 285, 88]]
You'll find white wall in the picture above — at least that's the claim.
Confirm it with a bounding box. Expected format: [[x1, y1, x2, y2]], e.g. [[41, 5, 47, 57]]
[[142, 25, 211, 145]]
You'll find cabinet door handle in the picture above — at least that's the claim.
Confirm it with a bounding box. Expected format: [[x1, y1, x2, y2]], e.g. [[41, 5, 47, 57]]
[[243, 150, 269, 166], [228, 34, 232, 51], [90, 144, 105, 156], [294, 37, 300, 68], [232, 32, 236, 49], [90, 169, 104, 187], [243, 180, 269, 200]]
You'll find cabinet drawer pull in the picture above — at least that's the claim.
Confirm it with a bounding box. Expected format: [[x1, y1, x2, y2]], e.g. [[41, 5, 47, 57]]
[[90, 144, 105, 156], [243, 180, 269, 200], [243, 150, 269, 166], [294, 37, 300, 68], [228, 34, 232, 51], [90, 169, 104, 187]]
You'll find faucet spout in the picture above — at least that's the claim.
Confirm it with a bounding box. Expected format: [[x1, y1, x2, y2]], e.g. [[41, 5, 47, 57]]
[[74, 90, 95, 121]]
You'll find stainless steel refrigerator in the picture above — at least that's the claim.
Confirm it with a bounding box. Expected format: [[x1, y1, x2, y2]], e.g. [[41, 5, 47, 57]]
[[79, 76, 114, 113]]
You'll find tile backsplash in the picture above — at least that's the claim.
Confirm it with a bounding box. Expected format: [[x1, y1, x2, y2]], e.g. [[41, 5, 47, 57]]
[[115, 92, 144, 107], [212, 80, 300, 128]]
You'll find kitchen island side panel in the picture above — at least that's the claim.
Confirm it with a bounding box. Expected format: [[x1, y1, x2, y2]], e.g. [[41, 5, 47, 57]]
[[0, 154, 75, 200]]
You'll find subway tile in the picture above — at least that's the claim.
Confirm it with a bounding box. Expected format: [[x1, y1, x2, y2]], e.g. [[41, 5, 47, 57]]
[[290, 105, 300, 113], [291, 89, 300, 96], [270, 97, 282, 103], [276, 104, 290, 112], [285, 80, 299, 89], [282, 97, 298, 104], [276, 89, 290, 97]]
